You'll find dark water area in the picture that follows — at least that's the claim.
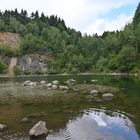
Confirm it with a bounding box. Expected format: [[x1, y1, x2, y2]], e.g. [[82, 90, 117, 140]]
[[0, 75, 140, 140]]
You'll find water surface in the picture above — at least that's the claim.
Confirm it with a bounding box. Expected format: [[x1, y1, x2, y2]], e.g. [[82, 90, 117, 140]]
[[0, 75, 140, 140]]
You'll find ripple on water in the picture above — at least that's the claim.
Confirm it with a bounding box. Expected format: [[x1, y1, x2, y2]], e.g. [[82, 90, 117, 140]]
[[47, 108, 140, 140]]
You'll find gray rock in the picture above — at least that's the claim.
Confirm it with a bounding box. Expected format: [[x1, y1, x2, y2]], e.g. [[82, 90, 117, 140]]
[[52, 80, 59, 85], [91, 79, 98, 83], [40, 81, 45, 84], [17, 54, 48, 75], [90, 90, 99, 94], [52, 85, 57, 90], [23, 81, 36, 87], [102, 93, 114, 100], [59, 85, 69, 90], [29, 121, 48, 137], [20, 117, 30, 123], [46, 83, 52, 87], [0, 124, 7, 132], [29, 82, 37, 87], [66, 79, 76, 85], [23, 80, 31, 86], [69, 79, 76, 83]]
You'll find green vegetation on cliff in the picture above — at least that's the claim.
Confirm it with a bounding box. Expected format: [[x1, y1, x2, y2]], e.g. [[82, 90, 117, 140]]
[[0, 3, 140, 74]]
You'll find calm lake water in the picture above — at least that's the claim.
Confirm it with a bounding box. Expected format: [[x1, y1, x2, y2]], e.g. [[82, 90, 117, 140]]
[[0, 75, 140, 140]]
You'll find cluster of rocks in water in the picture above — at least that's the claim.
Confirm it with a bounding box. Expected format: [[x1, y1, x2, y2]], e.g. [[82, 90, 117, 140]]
[[22, 79, 74, 90], [22, 79, 115, 101], [89, 89, 114, 100]]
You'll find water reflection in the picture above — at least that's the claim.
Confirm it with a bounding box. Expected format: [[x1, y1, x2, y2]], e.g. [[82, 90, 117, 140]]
[[47, 109, 140, 140]]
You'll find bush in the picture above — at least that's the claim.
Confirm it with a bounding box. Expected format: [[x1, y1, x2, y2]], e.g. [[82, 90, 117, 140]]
[[24, 71, 31, 75], [0, 61, 8, 73], [0, 44, 20, 57], [13, 65, 21, 76]]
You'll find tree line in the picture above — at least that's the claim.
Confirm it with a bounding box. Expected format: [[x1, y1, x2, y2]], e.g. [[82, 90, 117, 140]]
[[0, 4, 140, 74]]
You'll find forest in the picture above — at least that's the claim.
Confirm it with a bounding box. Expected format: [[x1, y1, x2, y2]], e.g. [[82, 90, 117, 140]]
[[0, 3, 140, 74]]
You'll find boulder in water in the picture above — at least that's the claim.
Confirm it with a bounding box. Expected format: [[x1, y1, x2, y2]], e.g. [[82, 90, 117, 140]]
[[20, 117, 30, 123], [29, 121, 48, 137], [59, 85, 69, 90], [0, 124, 7, 132], [102, 93, 114, 100], [52, 80, 59, 85], [52, 85, 58, 89], [46, 83, 52, 87], [40, 81, 46, 84], [23, 80, 31, 86], [90, 90, 99, 94]]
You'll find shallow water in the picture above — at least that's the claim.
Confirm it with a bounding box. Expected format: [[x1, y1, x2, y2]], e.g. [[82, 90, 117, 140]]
[[0, 75, 140, 140]]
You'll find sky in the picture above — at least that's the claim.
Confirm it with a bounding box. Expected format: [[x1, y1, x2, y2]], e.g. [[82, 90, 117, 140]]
[[0, 0, 139, 35]]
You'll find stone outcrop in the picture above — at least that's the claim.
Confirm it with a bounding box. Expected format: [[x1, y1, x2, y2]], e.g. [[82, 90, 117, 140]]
[[1, 54, 50, 75], [29, 121, 48, 137], [17, 54, 49, 75], [0, 32, 51, 75]]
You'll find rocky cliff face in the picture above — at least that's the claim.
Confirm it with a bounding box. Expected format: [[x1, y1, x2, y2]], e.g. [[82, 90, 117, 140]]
[[17, 54, 50, 75], [0, 32, 51, 76], [1, 54, 50, 75], [0, 32, 20, 46]]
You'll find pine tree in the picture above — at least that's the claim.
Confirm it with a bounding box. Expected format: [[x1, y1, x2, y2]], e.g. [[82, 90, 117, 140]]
[[133, 3, 140, 26]]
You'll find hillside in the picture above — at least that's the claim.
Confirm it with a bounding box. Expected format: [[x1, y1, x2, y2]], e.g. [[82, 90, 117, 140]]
[[0, 3, 140, 75]]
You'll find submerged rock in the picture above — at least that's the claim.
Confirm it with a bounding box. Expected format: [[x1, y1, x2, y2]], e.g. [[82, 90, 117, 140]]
[[102, 93, 114, 100], [66, 79, 76, 85], [46, 83, 52, 87], [41, 81, 46, 84], [23, 80, 31, 86], [29, 82, 37, 87], [59, 85, 69, 90], [90, 90, 99, 94], [29, 121, 48, 137], [91, 79, 98, 83], [20, 117, 30, 123], [27, 112, 46, 118], [52, 85, 58, 90], [52, 80, 59, 85], [23, 81, 36, 87], [0, 124, 7, 132]]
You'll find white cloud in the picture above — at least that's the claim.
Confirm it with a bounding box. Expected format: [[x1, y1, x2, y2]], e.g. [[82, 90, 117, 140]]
[[83, 14, 133, 35], [0, 0, 139, 34]]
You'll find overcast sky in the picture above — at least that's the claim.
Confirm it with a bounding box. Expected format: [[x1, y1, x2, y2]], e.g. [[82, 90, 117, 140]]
[[0, 0, 139, 35]]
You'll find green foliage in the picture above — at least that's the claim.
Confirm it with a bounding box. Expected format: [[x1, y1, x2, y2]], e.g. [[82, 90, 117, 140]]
[[23, 71, 31, 75], [13, 65, 20, 76], [0, 6, 140, 74], [0, 61, 7, 74], [117, 46, 138, 72], [133, 3, 140, 26], [0, 44, 20, 56]]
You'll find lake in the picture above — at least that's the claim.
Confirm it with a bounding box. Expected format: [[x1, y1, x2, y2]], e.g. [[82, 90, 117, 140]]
[[0, 75, 140, 140]]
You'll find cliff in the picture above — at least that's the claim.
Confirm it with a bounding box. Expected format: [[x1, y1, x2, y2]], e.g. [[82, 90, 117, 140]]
[[0, 32, 20, 46], [0, 32, 51, 76]]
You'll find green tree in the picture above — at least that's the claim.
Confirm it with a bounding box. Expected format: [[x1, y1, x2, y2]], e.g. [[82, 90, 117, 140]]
[[0, 62, 7, 74], [13, 65, 21, 76]]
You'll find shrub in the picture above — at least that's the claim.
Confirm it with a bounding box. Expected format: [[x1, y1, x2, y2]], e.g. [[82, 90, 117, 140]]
[[23, 71, 31, 75], [0, 61, 8, 73], [0, 44, 20, 57], [13, 65, 21, 76]]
